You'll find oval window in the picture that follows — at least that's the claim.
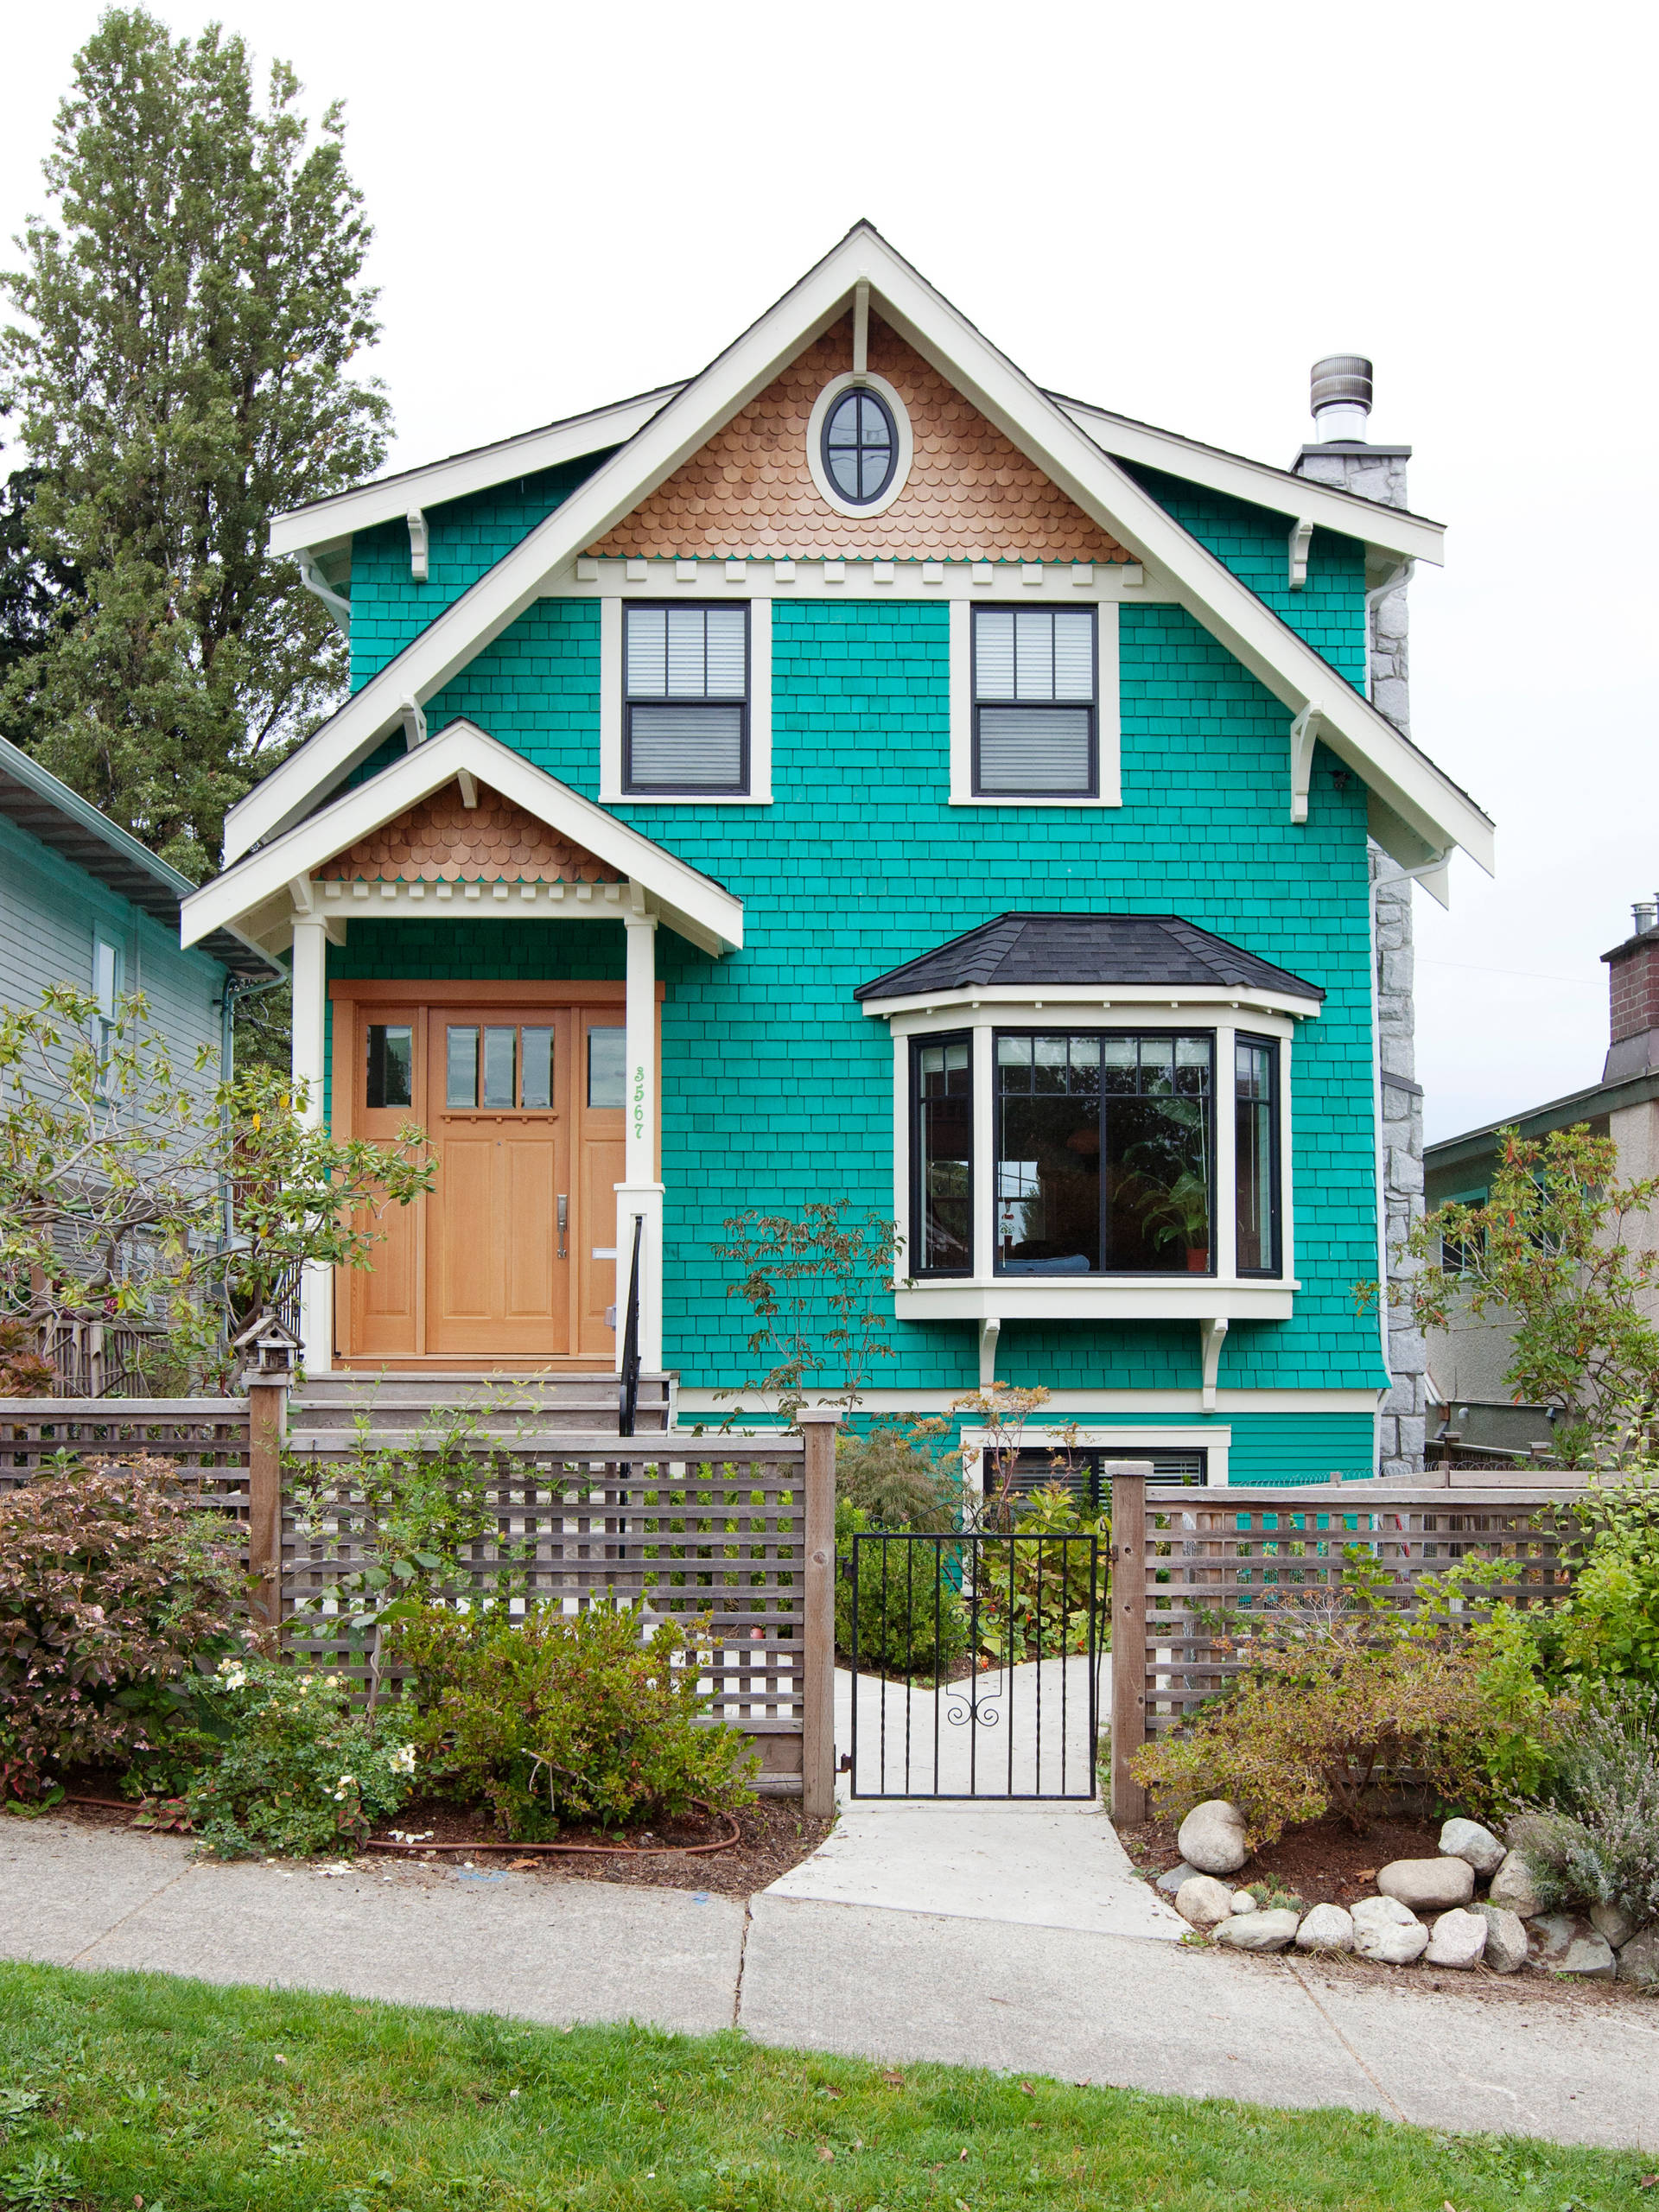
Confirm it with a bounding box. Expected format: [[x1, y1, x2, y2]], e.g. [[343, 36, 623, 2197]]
[[822, 387, 897, 505]]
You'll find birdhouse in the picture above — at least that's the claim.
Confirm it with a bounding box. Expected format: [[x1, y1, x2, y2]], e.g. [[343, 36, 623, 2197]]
[[232, 1314, 304, 1383]]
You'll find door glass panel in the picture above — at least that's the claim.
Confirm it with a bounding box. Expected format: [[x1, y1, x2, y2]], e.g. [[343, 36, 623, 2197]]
[[365, 1025, 413, 1109], [521, 1027, 554, 1110], [482, 1026, 517, 1109], [588, 1026, 626, 1109], [447, 1027, 479, 1109]]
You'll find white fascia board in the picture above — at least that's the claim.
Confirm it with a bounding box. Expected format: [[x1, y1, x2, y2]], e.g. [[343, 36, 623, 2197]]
[[893, 1281, 1295, 1322], [188, 721, 742, 954], [264, 387, 686, 561], [1052, 397, 1446, 568], [226, 225, 1492, 877], [860, 982, 1322, 1022]]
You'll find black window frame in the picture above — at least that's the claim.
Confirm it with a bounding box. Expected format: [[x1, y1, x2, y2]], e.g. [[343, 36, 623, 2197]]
[[622, 600, 751, 798], [991, 1026, 1217, 1279], [1233, 1031, 1283, 1280], [820, 385, 899, 507], [971, 605, 1100, 801], [909, 1031, 975, 1279]]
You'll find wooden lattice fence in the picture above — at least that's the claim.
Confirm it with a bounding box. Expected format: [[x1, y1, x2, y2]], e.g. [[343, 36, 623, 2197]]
[[0, 1398, 250, 1502], [1109, 1476, 1590, 1820]]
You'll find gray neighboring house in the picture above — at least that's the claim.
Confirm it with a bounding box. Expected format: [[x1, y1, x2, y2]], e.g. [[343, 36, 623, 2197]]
[[1424, 893, 1659, 1453], [0, 734, 278, 1387]]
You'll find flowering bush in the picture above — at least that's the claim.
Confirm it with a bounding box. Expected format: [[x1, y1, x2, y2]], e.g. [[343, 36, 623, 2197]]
[[390, 1599, 756, 1840], [1519, 1684, 1659, 1941], [187, 1656, 415, 1858], [0, 1454, 240, 1802]]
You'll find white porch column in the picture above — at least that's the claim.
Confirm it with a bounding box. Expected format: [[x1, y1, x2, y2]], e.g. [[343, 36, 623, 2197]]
[[615, 905, 664, 1373], [290, 914, 334, 1374]]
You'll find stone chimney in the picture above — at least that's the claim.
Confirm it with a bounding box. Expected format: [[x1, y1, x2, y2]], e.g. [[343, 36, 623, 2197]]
[[1293, 360, 1427, 1479], [1602, 901, 1659, 1081]]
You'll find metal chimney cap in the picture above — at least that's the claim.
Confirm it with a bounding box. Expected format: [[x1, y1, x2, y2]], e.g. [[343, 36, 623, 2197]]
[[1635, 900, 1659, 937], [1311, 355, 1374, 416]]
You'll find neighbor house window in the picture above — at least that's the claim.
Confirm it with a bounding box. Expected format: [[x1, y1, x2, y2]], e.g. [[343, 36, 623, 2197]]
[[624, 603, 748, 794], [912, 1035, 972, 1274], [995, 1031, 1213, 1274], [973, 607, 1097, 798], [1234, 1036, 1281, 1276], [92, 934, 122, 1021], [821, 387, 898, 505]]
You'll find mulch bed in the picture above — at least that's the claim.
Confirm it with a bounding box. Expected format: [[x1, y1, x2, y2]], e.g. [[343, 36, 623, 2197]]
[[48, 1774, 830, 1900]]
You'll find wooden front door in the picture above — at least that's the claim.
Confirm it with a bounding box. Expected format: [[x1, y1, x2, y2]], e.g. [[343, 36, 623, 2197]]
[[336, 989, 628, 1367]]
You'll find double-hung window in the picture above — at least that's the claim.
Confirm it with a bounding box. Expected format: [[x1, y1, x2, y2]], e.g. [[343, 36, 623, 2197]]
[[972, 607, 1097, 798], [624, 603, 748, 795], [911, 1035, 973, 1274]]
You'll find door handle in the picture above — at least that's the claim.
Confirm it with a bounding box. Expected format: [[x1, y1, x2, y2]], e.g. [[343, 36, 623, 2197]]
[[556, 1193, 568, 1260]]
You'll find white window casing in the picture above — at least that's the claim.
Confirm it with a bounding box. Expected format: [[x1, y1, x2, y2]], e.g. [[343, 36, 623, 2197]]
[[950, 599, 1121, 807], [961, 1423, 1232, 1490], [601, 596, 772, 804], [805, 372, 914, 519]]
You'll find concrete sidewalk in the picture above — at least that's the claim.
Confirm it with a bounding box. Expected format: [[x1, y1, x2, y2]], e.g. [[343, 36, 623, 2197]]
[[3, 1815, 1656, 2153]]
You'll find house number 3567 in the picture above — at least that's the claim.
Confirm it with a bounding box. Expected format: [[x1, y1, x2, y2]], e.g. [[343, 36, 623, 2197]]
[[632, 1064, 646, 1145]]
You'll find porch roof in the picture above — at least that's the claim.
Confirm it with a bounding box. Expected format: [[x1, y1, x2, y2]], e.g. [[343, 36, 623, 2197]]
[[854, 913, 1325, 1006]]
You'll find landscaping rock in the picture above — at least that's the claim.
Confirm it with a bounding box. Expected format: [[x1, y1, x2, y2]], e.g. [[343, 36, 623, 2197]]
[[1506, 1810, 1572, 1858], [1438, 1817, 1505, 1875], [1214, 1908, 1301, 1954], [1424, 1908, 1488, 1969], [1590, 1900, 1640, 1951], [1155, 1861, 1201, 1897], [1351, 1893, 1419, 1930], [1616, 1928, 1659, 1987], [1376, 1857, 1474, 1911], [1488, 1849, 1541, 1917], [1470, 1903, 1529, 1973], [1177, 1801, 1249, 1877], [1294, 1903, 1355, 1953], [1173, 1875, 1236, 1929], [1561, 1935, 1618, 1980], [1351, 1894, 1428, 1965], [1230, 1891, 1258, 1914], [1528, 1912, 1582, 1967]]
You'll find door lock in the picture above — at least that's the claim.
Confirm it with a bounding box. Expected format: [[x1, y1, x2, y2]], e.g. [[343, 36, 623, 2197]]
[[556, 1193, 568, 1260]]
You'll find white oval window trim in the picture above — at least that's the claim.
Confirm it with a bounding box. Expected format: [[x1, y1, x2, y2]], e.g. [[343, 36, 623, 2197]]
[[806, 372, 914, 520]]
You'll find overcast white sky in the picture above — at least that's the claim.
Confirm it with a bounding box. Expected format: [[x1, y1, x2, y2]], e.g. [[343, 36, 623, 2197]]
[[4, 1, 1653, 1143]]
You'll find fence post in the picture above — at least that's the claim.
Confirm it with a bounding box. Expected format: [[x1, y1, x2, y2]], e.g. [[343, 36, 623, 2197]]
[[796, 1408, 842, 1820], [245, 1381, 289, 1648], [1107, 1462, 1150, 1825]]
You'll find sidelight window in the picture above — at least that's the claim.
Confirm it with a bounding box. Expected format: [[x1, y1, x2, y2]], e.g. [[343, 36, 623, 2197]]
[[365, 1024, 413, 1109]]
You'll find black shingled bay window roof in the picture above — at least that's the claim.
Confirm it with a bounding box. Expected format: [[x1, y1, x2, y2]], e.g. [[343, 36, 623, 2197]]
[[854, 913, 1324, 1004]]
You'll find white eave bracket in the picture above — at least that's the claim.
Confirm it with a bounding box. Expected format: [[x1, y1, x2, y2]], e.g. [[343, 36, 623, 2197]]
[[1289, 702, 1322, 824], [1200, 1316, 1229, 1411], [1288, 518, 1314, 591], [401, 697, 428, 752], [407, 509, 429, 583], [296, 551, 351, 637]]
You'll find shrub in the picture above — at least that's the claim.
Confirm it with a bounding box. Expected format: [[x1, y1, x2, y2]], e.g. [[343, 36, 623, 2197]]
[[389, 1599, 757, 1840], [0, 1454, 240, 1802], [187, 1655, 415, 1858], [976, 1483, 1109, 1665], [835, 1498, 970, 1681], [836, 1424, 959, 1531], [1129, 1627, 1551, 1847], [1521, 1683, 1659, 1937]]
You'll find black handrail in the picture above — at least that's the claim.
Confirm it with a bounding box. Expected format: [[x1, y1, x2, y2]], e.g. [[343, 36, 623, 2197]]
[[617, 1211, 644, 1436]]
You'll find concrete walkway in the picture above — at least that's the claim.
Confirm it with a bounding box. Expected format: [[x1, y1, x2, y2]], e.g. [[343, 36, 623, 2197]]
[[3, 1813, 1656, 2152]]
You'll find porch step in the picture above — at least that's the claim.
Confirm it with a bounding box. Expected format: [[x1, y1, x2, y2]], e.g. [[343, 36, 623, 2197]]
[[289, 1372, 672, 1437]]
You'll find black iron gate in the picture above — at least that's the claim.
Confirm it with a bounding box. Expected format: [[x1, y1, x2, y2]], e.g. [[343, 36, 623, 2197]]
[[847, 1529, 1104, 1799]]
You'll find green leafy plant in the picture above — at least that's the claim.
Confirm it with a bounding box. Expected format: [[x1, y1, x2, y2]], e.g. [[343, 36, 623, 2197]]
[[0, 1453, 240, 1802], [835, 1498, 970, 1681], [389, 1598, 756, 1840], [186, 1654, 414, 1858], [1518, 1683, 1659, 1944], [973, 1483, 1109, 1667], [835, 1423, 958, 1531], [714, 1202, 901, 1421]]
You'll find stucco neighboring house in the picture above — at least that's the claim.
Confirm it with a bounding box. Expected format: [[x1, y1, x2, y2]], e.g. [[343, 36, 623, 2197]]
[[1424, 896, 1659, 1454], [0, 733, 279, 1385], [183, 224, 1491, 1482]]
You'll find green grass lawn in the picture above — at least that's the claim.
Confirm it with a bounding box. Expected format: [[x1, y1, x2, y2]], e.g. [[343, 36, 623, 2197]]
[[0, 1961, 1648, 2212]]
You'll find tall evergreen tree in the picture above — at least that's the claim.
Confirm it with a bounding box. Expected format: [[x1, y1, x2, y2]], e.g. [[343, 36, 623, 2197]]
[[1, 10, 389, 876]]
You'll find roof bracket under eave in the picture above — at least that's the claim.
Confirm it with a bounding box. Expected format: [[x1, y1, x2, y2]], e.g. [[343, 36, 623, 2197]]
[[1200, 1317, 1229, 1410], [401, 698, 427, 752], [296, 550, 351, 637], [1289, 703, 1322, 824], [1287, 517, 1314, 590], [407, 509, 429, 582]]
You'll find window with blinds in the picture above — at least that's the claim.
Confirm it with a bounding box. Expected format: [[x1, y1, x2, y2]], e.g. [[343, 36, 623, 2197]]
[[972, 607, 1097, 797], [624, 603, 749, 793]]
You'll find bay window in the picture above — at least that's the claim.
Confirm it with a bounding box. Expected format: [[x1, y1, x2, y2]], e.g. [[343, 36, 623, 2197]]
[[911, 1035, 973, 1274], [1234, 1036, 1281, 1275]]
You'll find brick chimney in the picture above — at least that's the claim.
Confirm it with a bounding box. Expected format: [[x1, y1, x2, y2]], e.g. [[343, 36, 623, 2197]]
[[1603, 900, 1659, 1080]]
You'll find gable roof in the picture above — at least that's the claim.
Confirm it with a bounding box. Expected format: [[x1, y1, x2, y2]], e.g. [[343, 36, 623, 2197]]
[[181, 721, 743, 960], [0, 734, 276, 978], [228, 223, 1491, 887], [855, 914, 1324, 1008]]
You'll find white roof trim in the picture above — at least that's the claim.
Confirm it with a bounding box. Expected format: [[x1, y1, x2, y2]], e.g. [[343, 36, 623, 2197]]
[[265, 387, 683, 561], [1052, 397, 1446, 568], [187, 721, 743, 957], [859, 981, 1323, 1022], [226, 225, 1491, 877]]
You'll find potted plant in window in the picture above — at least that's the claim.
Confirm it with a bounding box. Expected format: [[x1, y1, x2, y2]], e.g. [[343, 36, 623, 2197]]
[[1136, 1171, 1211, 1272]]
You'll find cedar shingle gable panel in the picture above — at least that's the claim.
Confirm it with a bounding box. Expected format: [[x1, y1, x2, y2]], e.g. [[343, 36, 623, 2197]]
[[315, 779, 620, 884], [854, 914, 1325, 1001], [589, 315, 1131, 565]]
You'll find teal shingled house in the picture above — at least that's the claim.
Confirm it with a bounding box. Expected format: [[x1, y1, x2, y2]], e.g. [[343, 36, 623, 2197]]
[[184, 225, 1491, 1486]]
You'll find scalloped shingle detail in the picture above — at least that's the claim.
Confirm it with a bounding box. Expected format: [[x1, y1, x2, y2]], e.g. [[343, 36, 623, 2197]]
[[589, 315, 1129, 564], [316, 779, 620, 884]]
